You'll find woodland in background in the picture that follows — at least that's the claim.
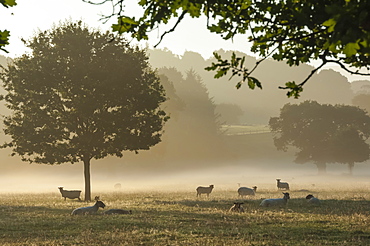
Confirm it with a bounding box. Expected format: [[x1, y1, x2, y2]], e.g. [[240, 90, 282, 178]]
[[1, 48, 370, 175]]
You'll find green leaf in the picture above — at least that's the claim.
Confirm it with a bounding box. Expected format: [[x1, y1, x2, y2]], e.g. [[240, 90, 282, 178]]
[[236, 81, 242, 89], [284, 81, 303, 99], [1, 0, 16, 7], [322, 18, 336, 32], [343, 42, 360, 57], [0, 30, 10, 52], [112, 17, 139, 34]]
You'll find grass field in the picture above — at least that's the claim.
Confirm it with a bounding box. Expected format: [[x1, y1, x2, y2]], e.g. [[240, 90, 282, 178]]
[[221, 125, 270, 135], [1, 188, 370, 245]]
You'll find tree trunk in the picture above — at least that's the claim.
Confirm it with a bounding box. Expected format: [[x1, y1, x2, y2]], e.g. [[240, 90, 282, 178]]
[[83, 158, 92, 201], [348, 162, 354, 176], [316, 162, 327, 175]]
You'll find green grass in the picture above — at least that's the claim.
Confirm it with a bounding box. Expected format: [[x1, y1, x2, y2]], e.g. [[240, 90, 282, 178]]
[[1, 189, 370, 245]]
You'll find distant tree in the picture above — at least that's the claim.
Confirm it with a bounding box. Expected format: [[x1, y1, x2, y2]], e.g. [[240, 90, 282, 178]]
[[158, 68, 225, 162], [0, 21, 168, 201], [215, 103, 243, 125], [352, 93, 370, 113], [86, 0, 370, 98], [269, 101, 370, 175]]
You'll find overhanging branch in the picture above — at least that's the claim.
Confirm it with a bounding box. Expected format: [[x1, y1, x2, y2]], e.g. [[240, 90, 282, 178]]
[[154, 10, 188, 48], [326, 59, 370, 76]]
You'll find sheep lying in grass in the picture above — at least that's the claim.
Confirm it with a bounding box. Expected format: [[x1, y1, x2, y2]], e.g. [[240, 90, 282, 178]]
[[238, 186, 257, 197], [71, 197, 106, 215], [104, 209, 132, 215], [229, 202, 244, 212], [276, 179, 290, 190], [306, 194, 321, 205], [260, 192, 290, 207], [196, 185, 214, 197], [58, 187, 81, 201]]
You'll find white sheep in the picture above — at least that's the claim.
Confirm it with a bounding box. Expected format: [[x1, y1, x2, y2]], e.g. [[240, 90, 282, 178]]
[[229, 202, 245, 212], [238, 186, 257, 197], [306, 194, 321, 205], [196, 185, 214, 197], [71, 197, 106, 215], [260, 192, 290, 207], [276, 179, 290, 190], [58, 187, 81, 201]]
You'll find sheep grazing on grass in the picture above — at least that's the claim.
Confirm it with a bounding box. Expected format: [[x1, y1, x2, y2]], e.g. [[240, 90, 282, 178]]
[[306, 194, 321, 205], [58, 187, 81, 201], [238, 186, 257, 197], [104, 209, 132, 215], [229, 202, 245, 212], [276, 179, 290, 190], [196, 185, 214, 197], [260, 192, 290, 207], [71, 196, 106, 215]]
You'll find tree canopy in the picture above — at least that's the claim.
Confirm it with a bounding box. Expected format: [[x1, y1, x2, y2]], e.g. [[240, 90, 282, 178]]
[[0, 21, 168, 200], [86, 0, 370, 97], [269, 100, 370, 174]]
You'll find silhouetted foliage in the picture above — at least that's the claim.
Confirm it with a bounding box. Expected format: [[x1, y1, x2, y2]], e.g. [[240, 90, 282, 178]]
[[0, 21, 168, 200], [270, 101, 370, 175], [87, 0, 370, 97], [149, 49, 356, 124], [352, 93, 370, 114]]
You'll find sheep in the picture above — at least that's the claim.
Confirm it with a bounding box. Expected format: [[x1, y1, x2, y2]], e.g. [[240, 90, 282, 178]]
[[114, 183, 122, 189], [238, 186, 257, 197], [306, 194, 321, 205], [104, 209, 132, 215], [71, 197, 106, 215], [229, 202, 245, 212], [260, 192, 290, 207], [196, 185, 214, 197], [276, 179, 290, 190], [58, 187, 81, 201]]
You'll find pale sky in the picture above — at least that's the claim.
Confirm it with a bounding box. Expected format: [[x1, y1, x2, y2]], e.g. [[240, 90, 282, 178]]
[[0, 0, 249, 59], [1, 0, 369, 82]]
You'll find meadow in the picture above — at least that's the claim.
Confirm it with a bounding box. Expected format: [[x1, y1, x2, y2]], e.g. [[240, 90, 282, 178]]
[[1, 187, 370, 245]]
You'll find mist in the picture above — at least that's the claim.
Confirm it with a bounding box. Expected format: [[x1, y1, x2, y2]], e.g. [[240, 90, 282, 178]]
[[1, 156, 370, 194], [1, 48, 370, 195]]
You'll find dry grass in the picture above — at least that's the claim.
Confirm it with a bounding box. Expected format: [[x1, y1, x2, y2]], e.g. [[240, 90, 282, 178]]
[[0, 189, 370, 245]]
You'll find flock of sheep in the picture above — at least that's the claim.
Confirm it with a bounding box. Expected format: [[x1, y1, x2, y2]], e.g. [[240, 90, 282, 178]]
[[60, 178, 320, 215], [196, 178, 320, 213]]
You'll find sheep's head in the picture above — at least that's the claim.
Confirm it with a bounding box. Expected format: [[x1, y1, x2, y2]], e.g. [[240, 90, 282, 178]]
[[210, 185, 214, 188], [233, 202, 244, 208], [96, 201, 106, 209], [306, 194, 314, 200], [283, 192, 290, 199], [253, 186, 257, 191]]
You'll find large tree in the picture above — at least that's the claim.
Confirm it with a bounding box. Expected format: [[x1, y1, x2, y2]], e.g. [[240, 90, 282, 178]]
[[85, 0, 370, 98], [0, 21, 168, 201], [269, 101, 370, 175]]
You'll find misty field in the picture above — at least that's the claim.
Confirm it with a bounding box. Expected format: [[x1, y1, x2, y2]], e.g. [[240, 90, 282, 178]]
[[1, 188, 370, 246]]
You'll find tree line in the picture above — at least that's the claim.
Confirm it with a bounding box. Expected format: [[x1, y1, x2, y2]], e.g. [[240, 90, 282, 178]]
[[1, 18, 370, 200]]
